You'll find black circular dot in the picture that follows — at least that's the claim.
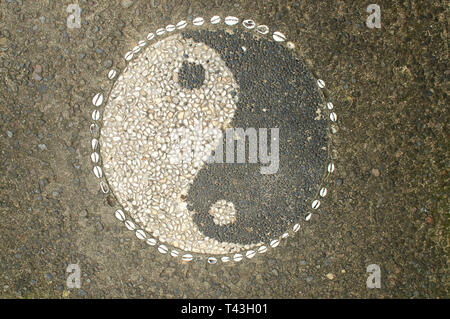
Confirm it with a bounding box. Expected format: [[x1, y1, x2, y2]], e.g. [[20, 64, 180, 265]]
[[179, 61, 205, 90]]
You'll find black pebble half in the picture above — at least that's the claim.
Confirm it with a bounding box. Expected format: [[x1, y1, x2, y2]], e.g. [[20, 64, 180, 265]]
[[182, 29, 328, 246]]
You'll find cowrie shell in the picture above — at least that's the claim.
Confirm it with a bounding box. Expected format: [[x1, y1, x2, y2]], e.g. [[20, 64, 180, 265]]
[[182, 254, 193, 262], [328, 162, 335, 173], [146, 32, 155, 40], [92, 110, 100, 121], [256, 25, 269, 34], [115, 209, 125, 222], [193, 17, 204, 26], [158, 245, 168, 254], [91, 138, 98, 151], [124, 51, 133, 61], [287, 41, 295, 49], [146, 238, 157, 246], [281, 232, 289, 239], [221, 256, 231, 263], [165, 24, 175, 32], [273, 31, 286, 42], [270, 239, 280, 248], [156, 28, 165, 36], [93, 166, 102, 178], [320, 187, 327, 197], [293, 223, 300, 232], [91, 152, 99, 163], [132, 45, 141, 53], [327, 102, 334, 110], [210, 16, 220, 24], [242, 19, 255, 29], [246, 250, 256, 259], [312, 199, 321, 209], [108, 69, 117, 79], [100, 181, 109, 194], [317, 79, 325, 88], [125, 220, 135, 230], [89, 123, 98, 135], [233, 254, 243, 262], [305, 212, 312, 221], [258, 246, 267, 253], [225, 16, 239, 26], [138, 40, 146, 47], [207, 257, 217, 264], [330, 112, 337, 122], [176, 20, 187, 29], [136, 229, 146, 240], [92, 93, 103, 106], [170, 250, 179, 257]]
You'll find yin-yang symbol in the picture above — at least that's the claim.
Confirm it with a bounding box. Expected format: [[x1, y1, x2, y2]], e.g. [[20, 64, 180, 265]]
[[98, 20, 330, 258]]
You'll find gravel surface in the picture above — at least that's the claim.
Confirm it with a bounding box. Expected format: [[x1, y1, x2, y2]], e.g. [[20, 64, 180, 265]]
[[0, 0, 448, 298]]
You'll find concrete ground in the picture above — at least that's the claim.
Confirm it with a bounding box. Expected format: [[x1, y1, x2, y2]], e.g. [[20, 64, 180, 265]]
[[0, 0, 448, 298]]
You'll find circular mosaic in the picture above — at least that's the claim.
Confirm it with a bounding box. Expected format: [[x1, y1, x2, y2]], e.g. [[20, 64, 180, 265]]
[[89, 16, 337, 263]]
